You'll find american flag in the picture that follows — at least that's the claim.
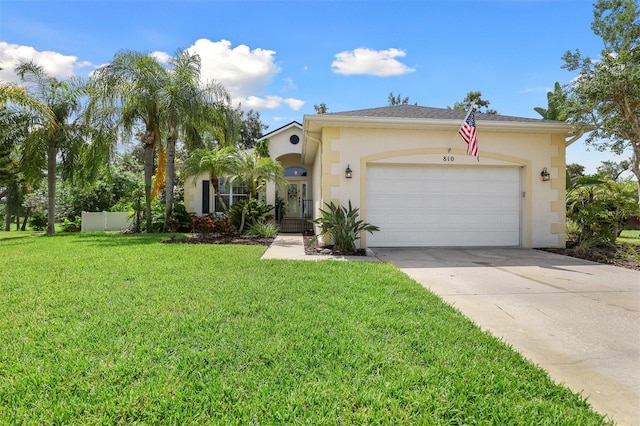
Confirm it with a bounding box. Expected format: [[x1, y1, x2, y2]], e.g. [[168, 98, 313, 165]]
[[458, 109, 479, 160]]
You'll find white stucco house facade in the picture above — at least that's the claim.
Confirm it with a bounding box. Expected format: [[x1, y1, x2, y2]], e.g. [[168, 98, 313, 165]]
[[184, 105, 576, 249]]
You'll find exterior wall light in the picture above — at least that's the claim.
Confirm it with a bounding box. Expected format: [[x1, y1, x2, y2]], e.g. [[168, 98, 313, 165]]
[[541, 167, 551, 181], [345, 165, 353, 179]]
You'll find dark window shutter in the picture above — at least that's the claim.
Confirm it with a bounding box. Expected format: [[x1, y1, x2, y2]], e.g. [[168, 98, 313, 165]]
[[202, 180, 210, 214]]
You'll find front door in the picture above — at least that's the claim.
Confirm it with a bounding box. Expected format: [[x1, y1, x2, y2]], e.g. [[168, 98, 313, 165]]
[[285, 181, 307, 218]]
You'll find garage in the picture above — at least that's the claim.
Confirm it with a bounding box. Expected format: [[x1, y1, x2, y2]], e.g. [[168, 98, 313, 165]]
[[366, 164, 521, 247]]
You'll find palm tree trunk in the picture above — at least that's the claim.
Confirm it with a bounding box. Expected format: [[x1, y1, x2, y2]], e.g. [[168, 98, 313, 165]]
[[143, 131, 155, 232], [212, 178, 228, 213], [163, 130, 177, 232], [46, 145, 56, 235], [239, 193, 253, 234]]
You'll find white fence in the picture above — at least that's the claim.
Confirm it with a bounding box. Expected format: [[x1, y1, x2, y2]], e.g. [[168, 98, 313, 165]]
[[81, 211, 132, 232]]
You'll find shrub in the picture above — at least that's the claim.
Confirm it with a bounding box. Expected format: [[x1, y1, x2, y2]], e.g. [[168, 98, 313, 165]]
[[61, 216, 81, 232], [28, 212, 48, 231], [567, 180, 639, 246], [192, 216, 215, 236], [309, 200, 379, 253], [168, 202, 193, 232], [249, 220, 278, 238], [226, 199, 273, 232], [192, 216, 237, 240]]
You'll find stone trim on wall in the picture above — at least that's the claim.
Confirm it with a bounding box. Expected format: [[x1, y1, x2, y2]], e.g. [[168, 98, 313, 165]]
[[320, 128, 341, 201], [549, 135, 567, 247]]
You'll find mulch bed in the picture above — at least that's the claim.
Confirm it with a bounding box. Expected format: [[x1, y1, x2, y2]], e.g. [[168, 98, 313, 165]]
[[302, 234, 366, 256], [539, 243, 640, 271], [162, 234, 274, 246]]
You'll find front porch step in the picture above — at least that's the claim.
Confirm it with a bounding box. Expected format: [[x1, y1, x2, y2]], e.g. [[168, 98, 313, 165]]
[[279, 218, 313, 234]]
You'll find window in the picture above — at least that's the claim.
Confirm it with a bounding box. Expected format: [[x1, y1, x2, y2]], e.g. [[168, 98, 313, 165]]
[[214, 178, 247, 213], [284, 167, 307, 177]]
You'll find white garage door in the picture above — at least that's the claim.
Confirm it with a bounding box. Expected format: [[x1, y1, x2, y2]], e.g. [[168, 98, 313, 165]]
[[366, 165, 520, 247]]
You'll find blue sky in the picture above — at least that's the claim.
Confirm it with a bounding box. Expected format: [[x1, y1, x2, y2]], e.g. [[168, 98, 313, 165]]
[[0, 0, 630, 174]]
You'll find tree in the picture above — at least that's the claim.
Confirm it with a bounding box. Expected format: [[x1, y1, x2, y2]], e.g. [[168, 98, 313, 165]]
[[534, 82, 568, 120], [228, 150, 285, 233], [449, 91, 498, 114], [57, 152, 144, 220], [388, 92, 416, 106], [160, 50, 230, 232], [238, 109, 267, 149], [14, 60, 87, 234], [89, 50, 166, 231], [566, 163, 586, 178], [2, 72, 55, 231], [181, 147, 237, 213], [0, 109, 32, 231], [561, 0, 640, 201], [596, 159, 631, 181], [313, 103, 328, 114]]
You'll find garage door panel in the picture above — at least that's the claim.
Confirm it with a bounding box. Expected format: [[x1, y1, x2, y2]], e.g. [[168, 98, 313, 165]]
[[367, 165, 520, 247]]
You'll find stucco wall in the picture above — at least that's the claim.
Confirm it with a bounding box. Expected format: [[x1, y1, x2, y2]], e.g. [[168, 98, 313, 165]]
[[312, 126, 566, 248], [184, 175, 206, 215]]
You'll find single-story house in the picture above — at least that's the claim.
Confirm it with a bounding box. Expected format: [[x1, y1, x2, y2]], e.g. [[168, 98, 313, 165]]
[[184, 105, 577, 248]]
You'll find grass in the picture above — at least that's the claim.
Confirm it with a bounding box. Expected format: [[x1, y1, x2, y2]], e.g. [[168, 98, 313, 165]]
[[618, 229, 640, 245], [0, 232, 610, 424]]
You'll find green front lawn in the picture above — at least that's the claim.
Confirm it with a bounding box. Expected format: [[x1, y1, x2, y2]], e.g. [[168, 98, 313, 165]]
[[618, 229, 640, 245], [0, 232, 609, 424]]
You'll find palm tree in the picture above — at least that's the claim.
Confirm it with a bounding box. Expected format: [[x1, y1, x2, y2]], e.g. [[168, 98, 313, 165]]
[[160, 50, 230, 231], [0, 109, 33, 231], [182, 147, 237, 213], [88, 50, 166, 231], [14, 60, 86, 234], [228, 150, 285, 233], [1, 81, 55, 122], [534, 82, 568, 121]]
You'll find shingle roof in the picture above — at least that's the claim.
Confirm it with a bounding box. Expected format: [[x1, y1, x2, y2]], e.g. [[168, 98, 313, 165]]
[[258, 120, 302, 140], [326, 105, 557, 123]]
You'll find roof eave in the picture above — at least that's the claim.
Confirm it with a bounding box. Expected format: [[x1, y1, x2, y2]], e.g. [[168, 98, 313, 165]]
[[303, 114, 575, 136]]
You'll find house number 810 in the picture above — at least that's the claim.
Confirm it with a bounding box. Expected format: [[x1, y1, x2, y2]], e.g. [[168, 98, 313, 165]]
[[443, 155, 455, 162]]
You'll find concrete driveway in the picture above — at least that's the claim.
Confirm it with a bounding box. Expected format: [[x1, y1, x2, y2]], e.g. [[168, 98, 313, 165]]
[[371, 247, 640, 425]]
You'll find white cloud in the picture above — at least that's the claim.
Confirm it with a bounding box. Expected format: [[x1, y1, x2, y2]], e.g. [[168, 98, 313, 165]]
[[150, 51, 171, 64], [235, 95, 305, 111], [185, 38, 281, 98], [0, 41, 92, 83], [283, 98, 305, 110], [332, 47, 415, 77]]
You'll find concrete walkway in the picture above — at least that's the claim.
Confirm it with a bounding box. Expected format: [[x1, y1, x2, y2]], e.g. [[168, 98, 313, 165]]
[[260, 234, 309, 260]]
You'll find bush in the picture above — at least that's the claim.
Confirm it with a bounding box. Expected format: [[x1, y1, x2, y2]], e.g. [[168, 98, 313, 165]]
[[309, 200, 379, 253], [567, 180, 639, 246], [226, 199, 273, 232], [192, 216, 237, 240], [61, 216, 81, 232], [28, 212, 48, 231], [249, 220, 278, 238], [167, 202, 193, 232]]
